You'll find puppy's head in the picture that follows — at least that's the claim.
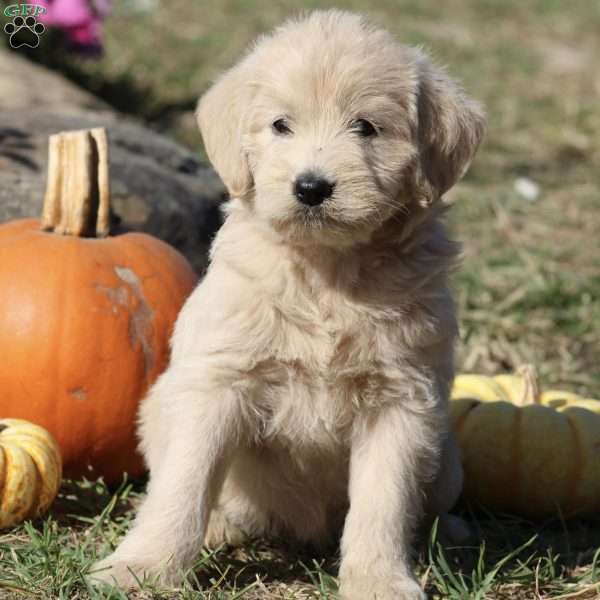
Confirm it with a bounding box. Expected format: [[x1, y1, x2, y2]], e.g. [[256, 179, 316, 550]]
[[197, 10, 485, 248]]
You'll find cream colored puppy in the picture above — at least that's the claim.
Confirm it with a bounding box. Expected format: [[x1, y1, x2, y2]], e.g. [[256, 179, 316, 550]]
[[90, 10, 484, 599]]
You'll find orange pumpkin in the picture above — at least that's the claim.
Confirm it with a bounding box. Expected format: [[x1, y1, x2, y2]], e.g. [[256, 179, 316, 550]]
[[0, 128, 197, 483]]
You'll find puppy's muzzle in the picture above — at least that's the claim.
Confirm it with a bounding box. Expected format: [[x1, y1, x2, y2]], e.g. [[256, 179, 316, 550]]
[[293, 172, 335, 207]]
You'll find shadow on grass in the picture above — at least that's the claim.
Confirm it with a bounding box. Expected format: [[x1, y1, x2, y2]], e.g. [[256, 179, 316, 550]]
[[191, 537, 340, 592], [422, 501, 600, 598], [47, 475, 148, 530]]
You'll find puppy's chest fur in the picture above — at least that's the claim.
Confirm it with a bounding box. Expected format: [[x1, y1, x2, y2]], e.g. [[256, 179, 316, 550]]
[[210, 213, 455, 453], [247, 260, 425, 451]]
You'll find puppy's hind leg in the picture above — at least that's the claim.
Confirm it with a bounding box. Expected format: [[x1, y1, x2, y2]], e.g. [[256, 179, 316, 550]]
[[88, 363, 246, 589], [425, 432, 471, 545], [204, 461, 275, 548], [205, 506, 248, 548]]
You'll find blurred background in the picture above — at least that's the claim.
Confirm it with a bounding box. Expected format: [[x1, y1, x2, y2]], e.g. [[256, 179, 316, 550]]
[[2, 0, 599, 388]]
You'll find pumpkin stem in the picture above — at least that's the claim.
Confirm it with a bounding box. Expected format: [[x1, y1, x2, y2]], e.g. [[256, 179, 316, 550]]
[[41, 128, 110, 237], [516, 364, 541, 405]]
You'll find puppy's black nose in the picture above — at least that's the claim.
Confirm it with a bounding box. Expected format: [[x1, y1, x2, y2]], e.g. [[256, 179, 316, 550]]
[[293, 173, 335, 206]]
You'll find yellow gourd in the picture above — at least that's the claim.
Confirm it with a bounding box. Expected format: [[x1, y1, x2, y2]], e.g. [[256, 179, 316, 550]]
[[451, 366, 600, 517], [0, 418, 62, 528]]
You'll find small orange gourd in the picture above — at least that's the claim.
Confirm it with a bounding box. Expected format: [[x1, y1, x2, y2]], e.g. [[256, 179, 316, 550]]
[[0, 129, 197, 483]]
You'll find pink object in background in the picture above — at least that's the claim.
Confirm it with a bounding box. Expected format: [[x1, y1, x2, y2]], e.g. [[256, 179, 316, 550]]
[[38, 0, 112, 54]]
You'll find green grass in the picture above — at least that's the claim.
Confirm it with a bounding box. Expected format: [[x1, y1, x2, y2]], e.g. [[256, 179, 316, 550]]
[[1, 479, 600, 599], [2, 0, 600, 598]]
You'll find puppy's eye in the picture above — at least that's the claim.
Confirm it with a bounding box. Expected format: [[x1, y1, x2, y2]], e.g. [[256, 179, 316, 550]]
[[272, 118, 293, 136], [351, 119, 377, 137]]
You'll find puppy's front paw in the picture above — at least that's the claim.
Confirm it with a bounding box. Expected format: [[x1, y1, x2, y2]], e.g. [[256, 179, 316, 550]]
[[87, 555, 140, 590], [339, 574, 426, 600], [87, 551, 181, 590]]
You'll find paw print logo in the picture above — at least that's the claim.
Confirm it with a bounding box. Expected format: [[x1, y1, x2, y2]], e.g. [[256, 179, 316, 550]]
[[4, 15, 45, 48]]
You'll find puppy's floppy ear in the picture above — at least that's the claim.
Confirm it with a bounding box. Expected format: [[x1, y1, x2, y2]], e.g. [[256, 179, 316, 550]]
[[413, 52, 486, 203], [196, 58, 257, 199]]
